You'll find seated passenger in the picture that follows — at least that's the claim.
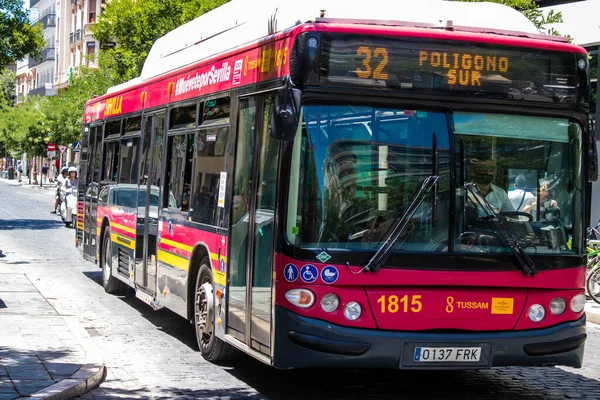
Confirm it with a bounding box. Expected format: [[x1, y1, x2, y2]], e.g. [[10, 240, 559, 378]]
[[527, 180, 560, 221], [509, 175, 535, 212]]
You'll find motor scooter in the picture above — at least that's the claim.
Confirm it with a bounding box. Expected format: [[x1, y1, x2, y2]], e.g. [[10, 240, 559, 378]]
[[60, 187, 77, 228]]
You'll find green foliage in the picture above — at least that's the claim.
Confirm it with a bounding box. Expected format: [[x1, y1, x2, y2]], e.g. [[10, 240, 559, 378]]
[[92, 0, 228, 83], [0, 68, 15, 103], [43, 66, 115, 146], [0, 67, 114, 155], [0, 0, 45, 69], [452, 0, 564, 36]]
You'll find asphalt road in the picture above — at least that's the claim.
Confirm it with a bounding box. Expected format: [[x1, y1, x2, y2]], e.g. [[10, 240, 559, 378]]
[[1, 179, 600, 399]]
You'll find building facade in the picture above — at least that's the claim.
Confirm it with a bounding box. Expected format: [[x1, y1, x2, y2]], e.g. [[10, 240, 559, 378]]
[[55, 0, 100, 88], [29, 0, 57, 97]]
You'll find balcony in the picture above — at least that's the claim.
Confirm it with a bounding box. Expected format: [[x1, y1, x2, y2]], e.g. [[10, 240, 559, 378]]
[[28, 48, 55, 68], [37, 13, 56, 29], [28, 85, 57, 97]]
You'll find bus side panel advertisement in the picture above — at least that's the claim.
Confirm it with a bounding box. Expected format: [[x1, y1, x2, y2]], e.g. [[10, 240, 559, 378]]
[[84, 36, 291, 122]]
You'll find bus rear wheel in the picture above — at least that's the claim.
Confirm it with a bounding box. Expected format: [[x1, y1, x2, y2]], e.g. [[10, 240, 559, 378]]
[[194, 259, 238, 362], [101, 228, 128, 294]]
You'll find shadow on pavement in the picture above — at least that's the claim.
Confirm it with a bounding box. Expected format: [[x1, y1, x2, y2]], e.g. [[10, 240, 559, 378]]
[[222, 362, 600, 400], [0, 346, 79, 398], [0, 219, 63, 231], [82, 271, 103, 286], [81, 270, 198, 351], [80, 274, 600, 399], [80, 386, 262, 399]]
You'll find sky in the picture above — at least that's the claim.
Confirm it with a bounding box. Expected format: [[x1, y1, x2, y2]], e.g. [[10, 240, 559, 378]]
[[543, 0, 600, 46]]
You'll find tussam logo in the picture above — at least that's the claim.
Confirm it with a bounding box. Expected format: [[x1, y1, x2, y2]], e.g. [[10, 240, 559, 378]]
[[175, 62, 231, 96]]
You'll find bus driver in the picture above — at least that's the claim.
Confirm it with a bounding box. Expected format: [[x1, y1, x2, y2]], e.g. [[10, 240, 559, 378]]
[[467, 153, 514, 216]]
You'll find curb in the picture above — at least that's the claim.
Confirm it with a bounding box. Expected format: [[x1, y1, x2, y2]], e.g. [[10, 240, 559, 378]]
[[28, 349, 106, 400], [586, 310, 600, 325]]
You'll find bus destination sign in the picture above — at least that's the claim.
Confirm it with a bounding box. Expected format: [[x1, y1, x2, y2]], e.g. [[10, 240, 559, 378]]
[[321, 34, 584, 103]]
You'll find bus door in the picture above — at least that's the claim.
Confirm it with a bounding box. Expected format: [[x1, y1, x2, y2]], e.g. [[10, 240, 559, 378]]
[[135, 111, 165, 294], [228, 94, 278, 355], [83, 123, 103, 262]]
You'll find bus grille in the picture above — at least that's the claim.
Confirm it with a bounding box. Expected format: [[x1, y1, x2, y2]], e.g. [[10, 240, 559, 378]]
[[117, 248, 129, 277]]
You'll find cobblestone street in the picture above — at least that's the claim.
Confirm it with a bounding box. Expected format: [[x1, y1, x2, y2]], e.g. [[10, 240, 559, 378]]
[[2, 179, 600, 399]]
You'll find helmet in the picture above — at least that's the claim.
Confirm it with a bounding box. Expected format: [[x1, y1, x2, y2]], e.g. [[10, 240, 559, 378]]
[[61, 167, 68, 173], [68, 167, 77, 174]]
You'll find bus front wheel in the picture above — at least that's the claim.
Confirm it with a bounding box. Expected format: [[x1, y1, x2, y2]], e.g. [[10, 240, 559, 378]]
[[101, 228, 128, 294], [195, 259, 238, 362]]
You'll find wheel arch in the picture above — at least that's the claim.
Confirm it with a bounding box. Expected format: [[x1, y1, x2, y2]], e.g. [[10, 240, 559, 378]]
[[98, 217, 111, 267], [187, 243, 211, 321]]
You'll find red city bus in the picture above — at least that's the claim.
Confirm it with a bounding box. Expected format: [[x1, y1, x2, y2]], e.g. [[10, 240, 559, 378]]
[[77, 0, 598, 369]]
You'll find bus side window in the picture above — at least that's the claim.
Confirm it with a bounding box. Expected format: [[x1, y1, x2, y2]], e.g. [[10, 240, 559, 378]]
[[165, 132, 194, 213], [190, 126, 228, 225]]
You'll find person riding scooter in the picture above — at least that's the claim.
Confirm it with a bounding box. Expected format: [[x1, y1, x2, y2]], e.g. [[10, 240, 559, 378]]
[[59, 167, 78, 227], [51, 167, 69, 214]]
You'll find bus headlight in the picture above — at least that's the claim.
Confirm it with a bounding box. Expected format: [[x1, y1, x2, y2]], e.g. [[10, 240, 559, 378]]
[[285, 289, 314, 309], [321, 293, 339, 313], [344, 301, 361, 321], [549, 298, 566, 315], [570, 294, 586, 313], [528, 304, 545, 322]]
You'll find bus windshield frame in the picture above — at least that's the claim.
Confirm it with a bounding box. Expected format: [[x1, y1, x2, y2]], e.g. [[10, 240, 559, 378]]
[[285, 103, 584, 262]]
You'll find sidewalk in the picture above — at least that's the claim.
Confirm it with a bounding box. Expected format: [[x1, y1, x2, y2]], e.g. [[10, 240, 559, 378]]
[[0, 274, 105, 400], [586, 300, 600, 325], [0, 177, 56, 191]]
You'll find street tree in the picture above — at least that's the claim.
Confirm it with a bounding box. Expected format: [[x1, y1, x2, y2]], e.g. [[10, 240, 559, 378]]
[[92, 0, 227, 83], [0, 0, 45, 69], [0, 68, 15, 103], [453, 0, 564, 35], [43, 66, 114, 146]]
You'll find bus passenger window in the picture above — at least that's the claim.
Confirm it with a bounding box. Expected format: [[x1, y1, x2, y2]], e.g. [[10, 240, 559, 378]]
[[102, 142, 120, 181], [165, 133, 194, 212], [190, 126, 228, 225]]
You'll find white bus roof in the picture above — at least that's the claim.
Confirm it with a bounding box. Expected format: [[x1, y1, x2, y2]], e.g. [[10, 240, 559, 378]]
[[107, 0, 541, 94]]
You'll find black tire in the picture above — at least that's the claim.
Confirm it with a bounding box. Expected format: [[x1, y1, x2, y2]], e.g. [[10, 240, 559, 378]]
[[195, 258, 238, 362], [101, 228, 128, 294], [64, 221, 72, 228], [587, 263, 600, 305]]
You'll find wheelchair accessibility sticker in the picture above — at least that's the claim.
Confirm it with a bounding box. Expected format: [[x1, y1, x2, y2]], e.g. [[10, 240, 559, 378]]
[[284, 264, 298, 282], [300, 265, 318, 283], [321, 266, 339, 284]]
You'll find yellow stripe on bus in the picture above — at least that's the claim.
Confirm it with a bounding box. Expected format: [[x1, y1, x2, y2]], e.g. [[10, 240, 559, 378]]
[[210, 252, 227, 263], [213, 270, 226, 286], [112, 222, 136, 235], [157, 249, 189, 272], [111, 233, 136, 250], [159, 238, 193, 253], [159, 239, 227, 263]]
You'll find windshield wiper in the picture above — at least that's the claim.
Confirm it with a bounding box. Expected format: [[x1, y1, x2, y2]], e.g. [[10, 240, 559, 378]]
[[365, 175, 439, 273], [464, 183, 537, 276]]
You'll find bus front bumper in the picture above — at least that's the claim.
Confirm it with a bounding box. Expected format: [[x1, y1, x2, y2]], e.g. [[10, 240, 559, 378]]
[[273, 306, 586, 369]]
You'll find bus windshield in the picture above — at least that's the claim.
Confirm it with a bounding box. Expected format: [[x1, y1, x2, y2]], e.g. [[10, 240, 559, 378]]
[[286, 104, 582, 256]]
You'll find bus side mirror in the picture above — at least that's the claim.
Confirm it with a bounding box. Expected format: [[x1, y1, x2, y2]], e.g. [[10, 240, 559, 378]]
[[271, 77, 301, 141]]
